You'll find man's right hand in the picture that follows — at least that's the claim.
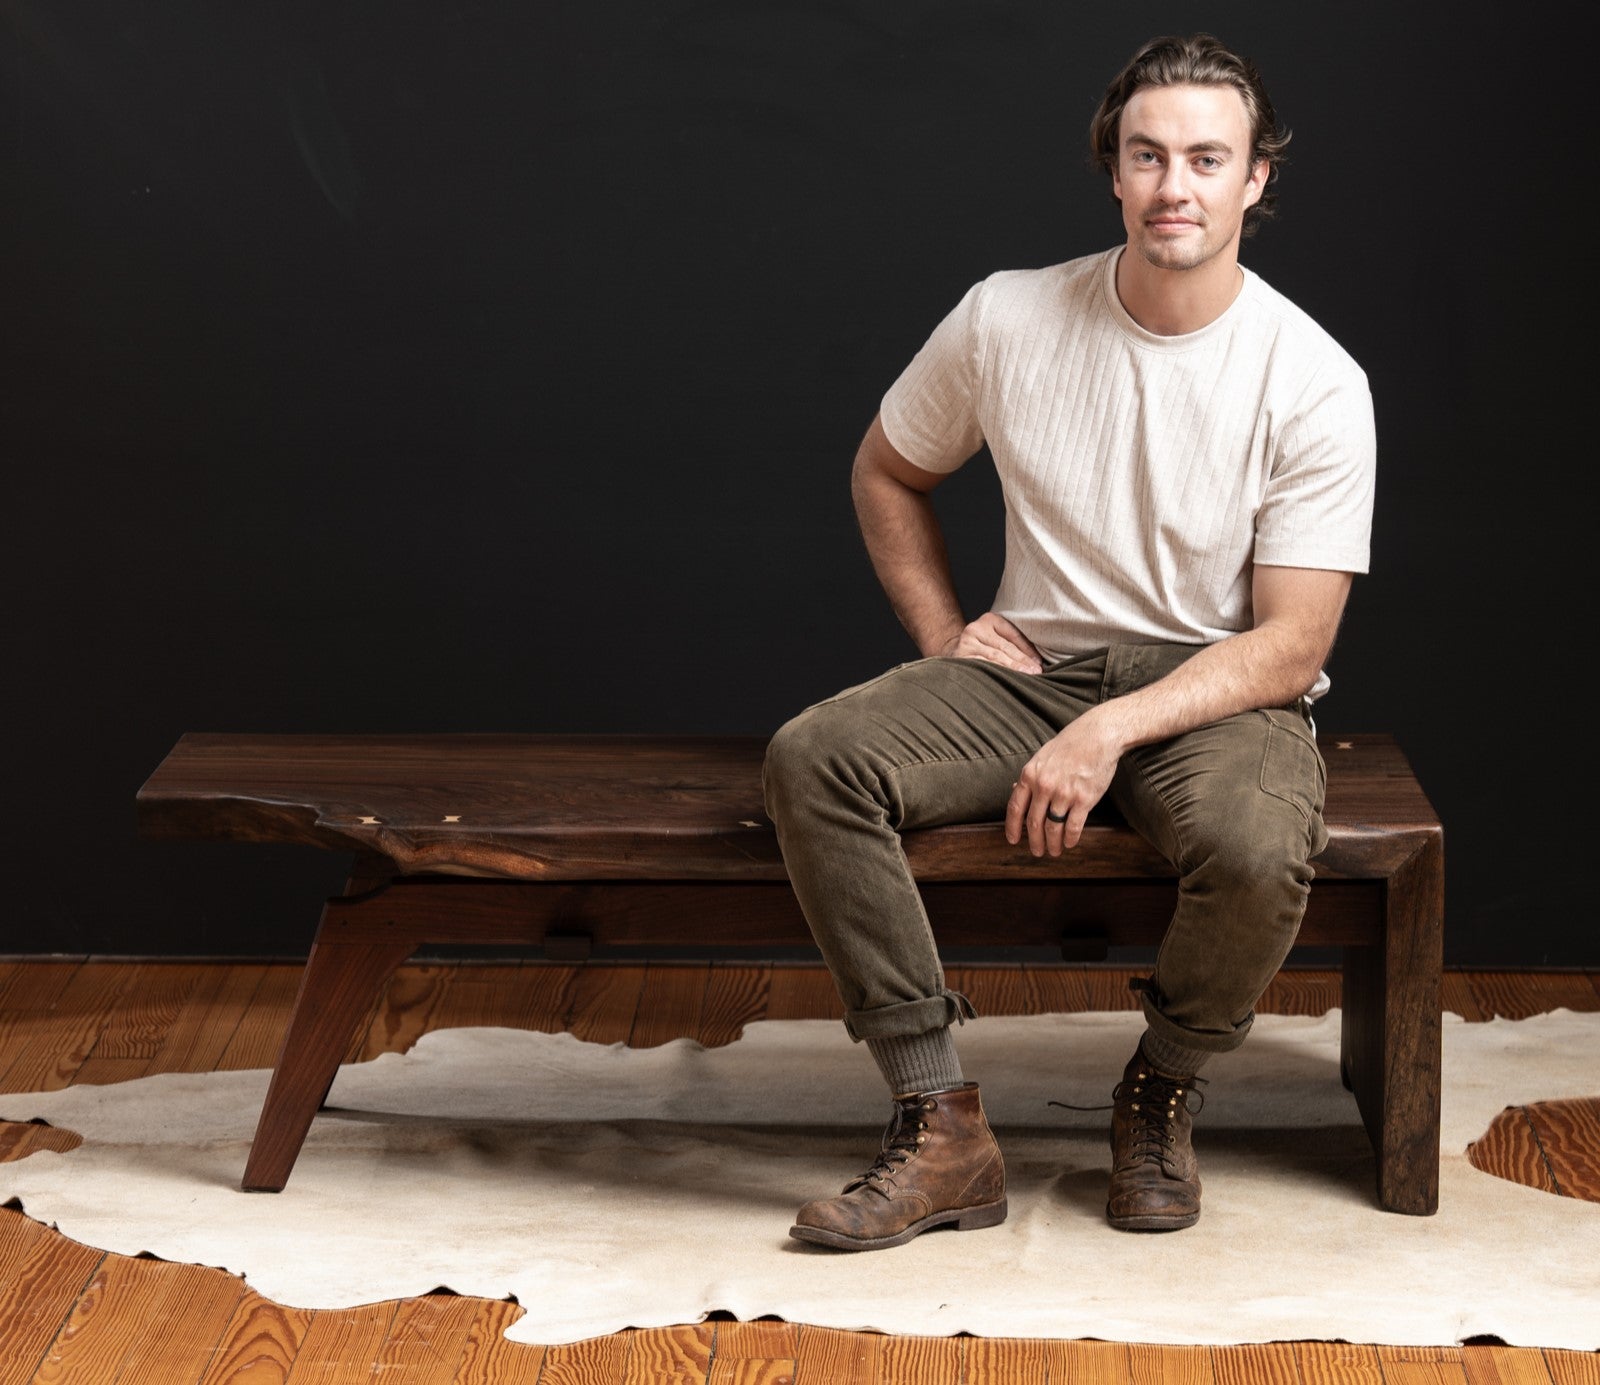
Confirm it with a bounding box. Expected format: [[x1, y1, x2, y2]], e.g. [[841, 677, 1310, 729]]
[[935, 613, 1044, 674]]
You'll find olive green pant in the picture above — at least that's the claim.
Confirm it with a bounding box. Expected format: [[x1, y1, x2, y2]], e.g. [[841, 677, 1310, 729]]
[[761, 643, 1329, 1062]]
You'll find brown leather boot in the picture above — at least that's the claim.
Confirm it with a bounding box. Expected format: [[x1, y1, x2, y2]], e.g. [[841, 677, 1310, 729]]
[[789, 1082, 1007, 1251], [1105, 1047, 1205, 1231]]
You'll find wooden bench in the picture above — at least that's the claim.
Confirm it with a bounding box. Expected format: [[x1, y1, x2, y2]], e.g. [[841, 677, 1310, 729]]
[[135, 731, 1444, 1213]]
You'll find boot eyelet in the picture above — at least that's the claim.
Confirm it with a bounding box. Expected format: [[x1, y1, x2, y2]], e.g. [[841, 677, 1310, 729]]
[[917, 1133, 928, 1144]]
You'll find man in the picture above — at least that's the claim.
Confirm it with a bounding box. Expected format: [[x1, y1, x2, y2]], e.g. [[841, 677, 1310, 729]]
[[762, 32, 1376, 1250]]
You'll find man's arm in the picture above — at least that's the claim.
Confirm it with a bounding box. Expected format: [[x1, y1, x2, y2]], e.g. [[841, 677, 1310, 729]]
[[852, 413, 1043, 672], [1004, 563, 1353, 855]]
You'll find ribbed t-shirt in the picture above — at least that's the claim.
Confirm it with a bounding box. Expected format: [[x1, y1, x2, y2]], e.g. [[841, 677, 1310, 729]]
[[879, 246, 1376, 700]]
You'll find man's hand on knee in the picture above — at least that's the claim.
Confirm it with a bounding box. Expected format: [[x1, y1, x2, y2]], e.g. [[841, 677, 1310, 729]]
[[1005, 715, 1122, 856]]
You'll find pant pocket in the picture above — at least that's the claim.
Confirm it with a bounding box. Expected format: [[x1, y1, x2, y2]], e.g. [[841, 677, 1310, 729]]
[[1256, 709, 1327, 832]]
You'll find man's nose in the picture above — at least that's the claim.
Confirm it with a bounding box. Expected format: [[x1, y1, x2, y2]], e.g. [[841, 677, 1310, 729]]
[[1158, 164, 1190, 202]]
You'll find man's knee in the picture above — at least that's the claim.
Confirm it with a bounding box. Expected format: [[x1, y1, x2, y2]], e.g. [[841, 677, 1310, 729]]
[[762, 702, 853, 823], [1184, 786, 1319, 899]]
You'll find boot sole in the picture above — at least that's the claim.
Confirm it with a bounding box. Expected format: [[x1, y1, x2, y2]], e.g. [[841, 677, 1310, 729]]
[[1106, 1205, 1200, 1232], [789, 1197, 1008, 1252]]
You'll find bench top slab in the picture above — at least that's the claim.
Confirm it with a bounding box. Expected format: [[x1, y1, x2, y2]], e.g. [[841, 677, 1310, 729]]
[[137, 731, 1440, 882]]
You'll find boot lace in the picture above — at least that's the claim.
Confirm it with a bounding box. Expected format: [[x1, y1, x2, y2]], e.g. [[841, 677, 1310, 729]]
[[1050, 1069, 1206, 1165], [844, 1093, 938, 1196]]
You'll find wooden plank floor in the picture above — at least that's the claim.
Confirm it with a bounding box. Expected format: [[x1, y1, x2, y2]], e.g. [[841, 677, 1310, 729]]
[[1, 958, 1598, 1385]]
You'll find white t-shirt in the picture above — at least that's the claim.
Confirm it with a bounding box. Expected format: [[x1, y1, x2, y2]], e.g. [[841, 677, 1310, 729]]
[[879, 247, 1376, 700]]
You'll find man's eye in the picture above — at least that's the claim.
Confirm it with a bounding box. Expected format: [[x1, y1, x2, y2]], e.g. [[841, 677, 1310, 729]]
[[1196, 156, 1221, 171]]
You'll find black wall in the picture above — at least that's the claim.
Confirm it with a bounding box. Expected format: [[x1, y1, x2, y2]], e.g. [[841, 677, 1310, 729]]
[[4, 2, 1585, 965]]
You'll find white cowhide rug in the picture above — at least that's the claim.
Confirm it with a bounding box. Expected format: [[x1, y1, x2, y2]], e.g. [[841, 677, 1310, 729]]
[[3, 1009, 1598, 1349]]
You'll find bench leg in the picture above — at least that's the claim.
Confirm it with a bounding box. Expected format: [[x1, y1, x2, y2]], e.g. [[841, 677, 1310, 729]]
[[242, 885, 419, 1192], [1339, 834, 1444, 1215]]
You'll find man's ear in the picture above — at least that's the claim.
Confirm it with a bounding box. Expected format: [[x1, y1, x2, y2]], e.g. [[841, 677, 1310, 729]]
[[1243, 158, 1269, 208]]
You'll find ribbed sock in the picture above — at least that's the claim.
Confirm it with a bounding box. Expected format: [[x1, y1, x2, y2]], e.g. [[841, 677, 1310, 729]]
[[1138, 1027, 1214, 1079], [866, 1027, 964, 1096]]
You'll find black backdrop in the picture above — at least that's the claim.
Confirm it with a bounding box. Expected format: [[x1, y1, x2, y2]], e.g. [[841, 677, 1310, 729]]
[[3, 2, 1586, 965]]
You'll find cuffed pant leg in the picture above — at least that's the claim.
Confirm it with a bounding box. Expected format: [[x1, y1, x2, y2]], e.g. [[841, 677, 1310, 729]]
[[762, 656, 1087, 1041], [1110, 703, 1330, 1057]]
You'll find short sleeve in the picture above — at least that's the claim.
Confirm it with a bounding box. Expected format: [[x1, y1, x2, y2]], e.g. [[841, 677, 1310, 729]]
[[1255, 366, 1377, 574], [878, 280, 987, 474]]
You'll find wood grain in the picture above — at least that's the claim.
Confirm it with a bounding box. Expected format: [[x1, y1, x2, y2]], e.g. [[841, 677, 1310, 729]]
[[566, 964, 648, 1045], [450, 1298, 545, 1384], [1523, 1098, 1600, 1202], [424, 963, 536, 1032], [0, 1119, 83, 1161], [0, 1210, 103, 1385], [350, 963, 450, 1061], [964, 1335, 1049, 1382], [1044, 1339, 1135, 1383], [214, 965, 302, 1071], [0, 963, 134, 1094], [534, 1331, 630, 1384], [793, 1325, 880, 1384], [193, 1288, 314, 1385], [106, 1257, 247, 1382], [716, 1320, 800, 1360], [1296, 1341, 1383, 1384], [1258, 968, 1342, 1015], [698, 965, 769, 1048], [877, 1334, 963, 1385], [136, 732, 1436, 884], [277, 1300, 399, 1383], [946, 966, 1036, 1017], [368, 1292, 484, 1383], [1464, 973, 1600, 1021], [1212, 1343, 1300, 1384], [0, 960, 83, 1013], [620, 1323, 714, 1383], [765, 967, 843, 1021], [1467, 1098, 1600, 1203], [1461, 1342, 1556, 1382], [629, 964, 708, 1048], [88, 962, 211, 1061], [1442, 973, 1487, 1020], [1024, 965, 1094, 1014], [1128, 1341, 1214, 1382], [1544, 1349, 1600, 1384], [1467, 1107, 1560, 1194], [29, 1253, 241, 1384], [145, 963, 268, 1076], [518, 962, 582, 1034]]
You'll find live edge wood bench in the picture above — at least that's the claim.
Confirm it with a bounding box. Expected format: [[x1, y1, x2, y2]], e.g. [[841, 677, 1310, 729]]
[[135, 731, 1444, 1213]]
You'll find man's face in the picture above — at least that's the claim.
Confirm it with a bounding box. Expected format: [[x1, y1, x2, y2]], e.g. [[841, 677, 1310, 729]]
[[1112, 83, 1269, 273]]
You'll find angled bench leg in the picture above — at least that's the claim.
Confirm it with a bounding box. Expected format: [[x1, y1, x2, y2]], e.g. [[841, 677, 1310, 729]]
[[1339, 834, 1444, 1215], [242, 876, 420, 1192]]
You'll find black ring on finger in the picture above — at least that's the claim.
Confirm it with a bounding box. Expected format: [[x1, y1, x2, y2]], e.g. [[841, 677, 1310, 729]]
[[1045, 807, 1069, 823]]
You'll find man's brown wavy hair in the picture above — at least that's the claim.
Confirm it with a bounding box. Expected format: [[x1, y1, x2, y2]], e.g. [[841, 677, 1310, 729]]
[[1088, 33, 1292, 237]]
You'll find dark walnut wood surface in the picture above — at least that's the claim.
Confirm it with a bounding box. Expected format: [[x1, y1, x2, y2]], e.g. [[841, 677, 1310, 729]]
[[136, 731, 1440, 882]]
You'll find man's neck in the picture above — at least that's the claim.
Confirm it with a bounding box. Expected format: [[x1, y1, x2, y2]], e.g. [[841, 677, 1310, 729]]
[[1114, 247, 1246, 337]]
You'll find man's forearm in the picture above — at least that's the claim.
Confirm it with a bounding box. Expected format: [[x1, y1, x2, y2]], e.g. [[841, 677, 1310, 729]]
[[1092, 623, 1323, 754], [852, 465, 966, 655]]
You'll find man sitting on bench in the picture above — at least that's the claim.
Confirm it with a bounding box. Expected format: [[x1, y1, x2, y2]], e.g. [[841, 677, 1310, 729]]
[[762, 32, 1376, 1250]]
